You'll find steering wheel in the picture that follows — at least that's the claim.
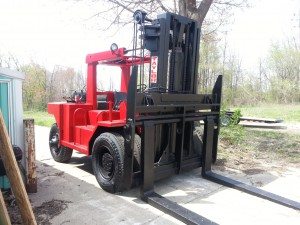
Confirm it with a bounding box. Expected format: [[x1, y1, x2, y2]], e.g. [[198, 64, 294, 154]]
[[137, 84, 147, 92]]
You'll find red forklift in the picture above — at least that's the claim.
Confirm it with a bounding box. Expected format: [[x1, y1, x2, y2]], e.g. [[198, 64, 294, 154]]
[[48, 10, 299, 225]]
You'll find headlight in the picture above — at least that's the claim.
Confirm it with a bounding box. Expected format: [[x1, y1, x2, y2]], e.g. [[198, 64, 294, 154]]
[[110, 43, 118, 52]]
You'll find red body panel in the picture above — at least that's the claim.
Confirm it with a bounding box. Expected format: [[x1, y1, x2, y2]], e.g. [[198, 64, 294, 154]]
[[48, 47, 148, 155]]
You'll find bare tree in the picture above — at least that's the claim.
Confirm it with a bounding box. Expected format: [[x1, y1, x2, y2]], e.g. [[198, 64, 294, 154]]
[[46, 65, 85, 102], [0, 53, 21, 71], [78, 0, 249, 104], [85, 0, 247, 40]]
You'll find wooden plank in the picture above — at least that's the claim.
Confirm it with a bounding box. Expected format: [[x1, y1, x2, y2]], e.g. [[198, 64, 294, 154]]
[[240, 116, 283, 123], [0, 190, 11, 225], [0, 111, 37, 225], [24, 119, 37, 193], [239, 121, 287, 129]]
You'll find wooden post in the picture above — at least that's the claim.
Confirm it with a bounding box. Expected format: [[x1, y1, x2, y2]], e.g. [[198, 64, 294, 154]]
[[0, 111, 37, 225], [0, 190, 11, 225], [24, 119, 37, 193]]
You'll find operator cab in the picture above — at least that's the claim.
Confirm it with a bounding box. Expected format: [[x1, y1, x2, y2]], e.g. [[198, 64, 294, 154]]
[[96, 91, 127, 110], [85, 43, 150, 114]]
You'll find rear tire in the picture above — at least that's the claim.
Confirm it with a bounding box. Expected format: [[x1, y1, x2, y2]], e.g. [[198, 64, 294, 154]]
[[133, 134, 141, 171], [220, 114, 231, 126], [49, 123, 73, 163], [193, 126, 203, 155]]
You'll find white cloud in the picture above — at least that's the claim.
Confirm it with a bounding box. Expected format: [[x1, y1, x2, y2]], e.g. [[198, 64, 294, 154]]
[[225, 0, 299, 70]]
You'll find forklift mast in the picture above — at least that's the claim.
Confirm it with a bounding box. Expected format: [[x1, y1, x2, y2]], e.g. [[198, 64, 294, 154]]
[[142, 12, 200, 93], [123, 10, 300, 224]]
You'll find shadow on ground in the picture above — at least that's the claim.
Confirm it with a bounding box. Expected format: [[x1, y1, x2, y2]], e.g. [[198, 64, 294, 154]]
[[38, 152, 280, 208], [24, 125, 299, 225], [6, 153, 291, 225]]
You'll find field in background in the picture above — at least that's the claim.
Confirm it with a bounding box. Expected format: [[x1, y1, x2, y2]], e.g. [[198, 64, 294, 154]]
[[24, 104, 300, 171], [24, 104, 300, 127], [219, 104, 300, 171], [24, 111, 55, 127], [236, 104, 300, 122], [218, 128, 300, 171]]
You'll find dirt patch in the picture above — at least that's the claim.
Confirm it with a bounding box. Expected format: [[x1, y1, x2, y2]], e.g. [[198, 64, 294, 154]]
[[215, 142, 262, 171], [242, 168, 266, 175], [53, 171, 65, 177], [216, 128, 300, 174], [280, 123, 300, 134], [4, 192, 71, 225], [34, 199, 72, 225], [4, 192, 22, 224]]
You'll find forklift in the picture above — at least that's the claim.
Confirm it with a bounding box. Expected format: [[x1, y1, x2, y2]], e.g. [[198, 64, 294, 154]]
[[48, 10, 300, 225]]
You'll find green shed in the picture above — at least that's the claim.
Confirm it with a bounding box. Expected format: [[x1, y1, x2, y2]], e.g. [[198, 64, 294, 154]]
[[0, 80, 10, 129], [0, 67, 25, 162]]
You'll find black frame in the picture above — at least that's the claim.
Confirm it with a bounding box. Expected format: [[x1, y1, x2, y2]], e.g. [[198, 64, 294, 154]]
[[122, 11, 300, 225]]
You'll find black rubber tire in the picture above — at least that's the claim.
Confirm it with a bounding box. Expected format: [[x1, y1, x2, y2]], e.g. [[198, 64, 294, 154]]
[[133, 134, 141, 172], [49, 123, 73, 163], [193, 126, 203, 155], [92, 132, 125, 193], [220, 114, 231, 126]]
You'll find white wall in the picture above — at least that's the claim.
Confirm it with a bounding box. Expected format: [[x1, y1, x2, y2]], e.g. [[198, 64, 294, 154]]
[[12, 79, 25, 168]]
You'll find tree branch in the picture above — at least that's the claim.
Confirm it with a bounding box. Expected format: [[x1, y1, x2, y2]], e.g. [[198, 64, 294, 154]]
[[155, 0, 170, 12], [197, 0, 214, 25], [109, 0, 135, 13]]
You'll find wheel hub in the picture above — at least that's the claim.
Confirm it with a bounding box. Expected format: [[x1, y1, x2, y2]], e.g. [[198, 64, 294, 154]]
[[49, 132, 60, 154], [50, 136, 58, 145], [102, 153, 113, 172]]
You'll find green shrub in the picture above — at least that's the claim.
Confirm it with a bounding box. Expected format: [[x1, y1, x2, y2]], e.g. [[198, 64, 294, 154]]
[[230, 109, 242, 125], [219, 109, 244, 145], [220, 108, 242, 126], [220, 124, 244, 145]]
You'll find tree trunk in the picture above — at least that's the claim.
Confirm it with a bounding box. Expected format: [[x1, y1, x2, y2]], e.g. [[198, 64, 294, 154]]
[[178, 0, 187, 16], [196, 0, 213, 26], [177, 0, 213, 26]]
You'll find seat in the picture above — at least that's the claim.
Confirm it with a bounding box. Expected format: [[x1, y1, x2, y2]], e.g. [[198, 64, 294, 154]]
[[114, 92, 127, 110], [97, 92, 127, 110], [97, 95, 109, 110]]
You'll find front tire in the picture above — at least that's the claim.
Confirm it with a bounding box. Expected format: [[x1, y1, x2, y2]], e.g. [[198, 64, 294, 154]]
[[49, 123, 73, 163], [92, 132, 141, 193], [92, 132, 125, 193]]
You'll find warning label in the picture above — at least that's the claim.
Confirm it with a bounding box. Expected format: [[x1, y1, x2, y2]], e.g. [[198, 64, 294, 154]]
[[150, 56, 158, 83]]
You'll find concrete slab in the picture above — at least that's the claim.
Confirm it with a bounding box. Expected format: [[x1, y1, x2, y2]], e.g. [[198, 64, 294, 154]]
[[32, 126, 300, 225]]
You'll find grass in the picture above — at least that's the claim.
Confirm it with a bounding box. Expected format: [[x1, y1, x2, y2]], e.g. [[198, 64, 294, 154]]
[[220, 104, 300, 168], [235, 104, 300, 122], [23, 111, 55, 127], [243, 129, 300, 164], [218, 127, 300, 170], [220, 125, 245, 145]]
